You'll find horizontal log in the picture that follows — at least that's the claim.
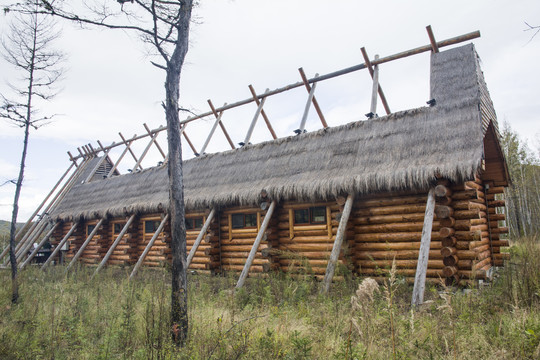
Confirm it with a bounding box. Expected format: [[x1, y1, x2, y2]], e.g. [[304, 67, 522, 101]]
[[486, 186, 505, 194], [491, 240, 509, 247], [439, 227, 455, 238], [488, 200, 505, 208], [355, 232, 440, 242], [281, 258, 335, 267], [439, 217, 456, 228], [284, 235, 336, 243], [493, 253, 510, 260], [434, 205, 453, 219], [490, 227, 508, 234], [222, 264, 264, 273], [221, 244, 268, 252], [442, 266, 457, 277], [221, 257, 267, 266], [454, 209, 482, 220], [355, 250, 443, 260], [357, 259, 444, 269], [434, 185, 451, 198], [473, 257, 492, 271], [358, 267, 443, 278], [443, 255, 458, 267], [356, 195, 428, 209], [451, 189, 479, 201], [355, 222, 439, 234], [354, 204, 426, 217], [355, 241, 442, 251], [440, 246, 457, 257], [353, 212, 426, 225]]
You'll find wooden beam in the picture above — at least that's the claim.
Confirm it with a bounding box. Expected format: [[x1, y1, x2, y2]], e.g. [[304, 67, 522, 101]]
[[297, 73, 319, 133], [129, 214, 169, 280], [411, 188, 436, 307], [182, 129, 199, 156], [186, 208, 216, 268], [299, 68, 328, 128], [361, 48, 391, 115], [321, 194, 354, 294], [93, 215, 136, 276], [249, 85, 277, 139], [243, 90, 269, 145], [236, 201, 276, 289], [66, 218, 106, 272], [15, 219, 48, 262], [42, 221, 79, 269], [426, 25, 439, 53], [208, 99, 235, 150], [19, 222, 60, 269]]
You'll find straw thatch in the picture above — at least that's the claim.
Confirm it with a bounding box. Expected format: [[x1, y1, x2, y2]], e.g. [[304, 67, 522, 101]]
[[50, 44, 495, 221]]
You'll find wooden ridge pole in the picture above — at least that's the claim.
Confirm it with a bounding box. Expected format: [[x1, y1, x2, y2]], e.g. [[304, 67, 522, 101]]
[[19, 222, 60, 269], [411, 188, 436, 307], [186, 208, 216, 268], [235, 200, 276, 289], [299, 68, 328, 128], [93, 214, 136, 276], [129, 214, 169, 280], [42, 221, 79, 269], [321, 194, 354, 294], [66, 218, 106, 272]]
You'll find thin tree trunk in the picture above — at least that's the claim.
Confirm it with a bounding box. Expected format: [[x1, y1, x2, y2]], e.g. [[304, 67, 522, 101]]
[[167, 1, 192, 346], [9, 11, 38, 304]]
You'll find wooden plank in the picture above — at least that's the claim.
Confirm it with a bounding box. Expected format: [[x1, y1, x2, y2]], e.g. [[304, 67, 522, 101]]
[[93, 214, 136, 276], [186, 208, 215, 267], [66, 218, 106, 272], [42, 221, 79, 269], [321, 194, 354, 294], [236, 201, 276, 289], [411, 188, 435, 307], [129, 214, 169, 280]]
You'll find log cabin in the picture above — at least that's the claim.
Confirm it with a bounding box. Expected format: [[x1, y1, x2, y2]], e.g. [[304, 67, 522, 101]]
[[24, 42, 510, 286]]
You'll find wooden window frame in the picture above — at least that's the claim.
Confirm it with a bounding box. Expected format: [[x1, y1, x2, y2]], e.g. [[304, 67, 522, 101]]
[[185, 216, 205, 232], [293, 206, 327, 225], [287, 204, 332, 239], [143, 218, 162, 234], [86, 223, 96, 237], [112, 221, 126, 235], [226, 211, 261, 240]]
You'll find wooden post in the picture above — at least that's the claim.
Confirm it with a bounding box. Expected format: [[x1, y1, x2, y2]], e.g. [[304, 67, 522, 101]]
[[199, 105, 226, 155], [186, 208, 215, 268], [411, 188, 436, 307], [243, 89, 269, 145], [129, 214, 169, 280], [235, 200, 276, 289], [93, 214, 136, 276], [42, 221, 79, 269], [297, 73, 318, 133], [369, 54, 380, 116], [321, 193, 354, 294], [66, 218, 105, 272], [19, 222, 60, 269]]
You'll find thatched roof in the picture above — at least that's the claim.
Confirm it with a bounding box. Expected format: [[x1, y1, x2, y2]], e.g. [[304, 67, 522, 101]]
[[50, 43, 500, 221]]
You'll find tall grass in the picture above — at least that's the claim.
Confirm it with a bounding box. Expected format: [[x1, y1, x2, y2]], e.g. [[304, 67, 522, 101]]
[[0, 238, 539, 359]]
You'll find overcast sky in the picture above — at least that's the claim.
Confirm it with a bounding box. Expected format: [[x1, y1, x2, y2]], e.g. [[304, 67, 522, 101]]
[[1, 0, 539, 222]]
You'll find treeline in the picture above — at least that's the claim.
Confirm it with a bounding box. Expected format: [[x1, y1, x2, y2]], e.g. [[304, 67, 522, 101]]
[[500, 122, 540, 238]]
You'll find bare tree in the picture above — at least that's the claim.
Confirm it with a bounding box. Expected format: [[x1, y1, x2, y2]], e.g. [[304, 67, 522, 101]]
[[1, 0, 64, 304], [5, 0, 194, 345]]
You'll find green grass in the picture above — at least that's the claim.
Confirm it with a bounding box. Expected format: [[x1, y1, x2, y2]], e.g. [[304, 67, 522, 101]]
[[0, 238, 539, 359]]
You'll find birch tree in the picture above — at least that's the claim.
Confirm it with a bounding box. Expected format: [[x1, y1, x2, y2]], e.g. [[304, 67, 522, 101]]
[[1, 0, 64, 304], [5, 0, 194, 345]]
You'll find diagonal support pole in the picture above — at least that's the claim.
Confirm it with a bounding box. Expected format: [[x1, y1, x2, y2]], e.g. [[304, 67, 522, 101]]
[[129, 214, 169, 280], [186, 209, 216, 268], [321, 194, 354, 293], [361, 47, 391, 115], [42, 221, 79, 269], [242, 89, 269, 146], [199, 104, 226, 155], [412, 188, 436, 307], [249, 85, 277, 139], [66, 218, 106, 272], [208, 99, 235, 150], [20, 222, 60, 269], [236, 201, 276, 289], [299, 68, 328, 128], [297, 73, 319, 134], [93, 214, 136, 277], [144, 123, 167, 159], [119, 132, 143, 171]]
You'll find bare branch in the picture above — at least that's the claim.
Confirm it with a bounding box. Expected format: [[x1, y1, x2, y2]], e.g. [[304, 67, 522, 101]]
[[524, 21, 540, 44]]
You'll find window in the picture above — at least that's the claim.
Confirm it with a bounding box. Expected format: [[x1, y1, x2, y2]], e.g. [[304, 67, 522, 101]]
[[231, 213, 257, 229], [113, 222, 125, 235], [86, 224, 96, 236], [144, 220, 161, 234], [185, 217, 204, 230], [294, 206, 326, 225]]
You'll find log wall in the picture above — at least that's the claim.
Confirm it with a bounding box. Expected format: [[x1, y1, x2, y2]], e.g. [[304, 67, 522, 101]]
[[48, 179, 508, 284]]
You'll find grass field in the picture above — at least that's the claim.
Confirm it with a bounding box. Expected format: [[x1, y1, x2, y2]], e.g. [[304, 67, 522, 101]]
[[0, 237, 539, 359]]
